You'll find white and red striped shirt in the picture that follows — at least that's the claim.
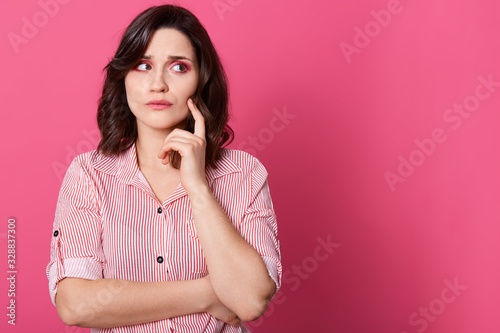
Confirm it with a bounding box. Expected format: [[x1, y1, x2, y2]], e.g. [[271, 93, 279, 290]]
[[46, 143, 281, 332]]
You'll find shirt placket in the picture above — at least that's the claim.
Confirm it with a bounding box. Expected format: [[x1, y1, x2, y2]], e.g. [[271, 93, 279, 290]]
[[163, 187, 189, 282], [132, 171, 171, 282], [155, 202, 169, 281]]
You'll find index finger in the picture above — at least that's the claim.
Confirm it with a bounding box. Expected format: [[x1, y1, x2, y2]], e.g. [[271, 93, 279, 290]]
[[188, 98, 206, 139]]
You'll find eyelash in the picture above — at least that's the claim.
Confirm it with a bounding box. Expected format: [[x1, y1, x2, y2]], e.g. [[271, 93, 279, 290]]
[[135, 61, 189, 73]]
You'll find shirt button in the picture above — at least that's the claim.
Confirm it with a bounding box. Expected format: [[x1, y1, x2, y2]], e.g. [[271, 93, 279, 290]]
[[157, 256, 164, 263], [157, 207, 162, 214], [53, 230, 59, 237]]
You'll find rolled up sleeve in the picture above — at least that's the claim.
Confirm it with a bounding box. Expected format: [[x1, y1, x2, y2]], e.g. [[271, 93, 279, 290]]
[[239, 158, 282, 299], [46, 158, 104, 306]]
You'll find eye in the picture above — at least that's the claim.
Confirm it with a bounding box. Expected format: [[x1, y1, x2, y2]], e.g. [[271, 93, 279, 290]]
[[136, 62, 151, 71], [171, 63, 188, 72]]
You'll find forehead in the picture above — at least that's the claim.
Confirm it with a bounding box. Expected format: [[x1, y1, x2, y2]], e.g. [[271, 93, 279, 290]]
[[144, 28, 196, 59]]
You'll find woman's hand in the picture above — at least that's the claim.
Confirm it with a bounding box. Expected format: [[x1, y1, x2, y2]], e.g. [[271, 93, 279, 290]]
[[157, 98, 208, 193], [202, 275, 241, 327]]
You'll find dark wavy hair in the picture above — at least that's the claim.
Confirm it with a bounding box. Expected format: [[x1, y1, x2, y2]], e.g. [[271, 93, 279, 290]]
[[96, 4, 233, 169]]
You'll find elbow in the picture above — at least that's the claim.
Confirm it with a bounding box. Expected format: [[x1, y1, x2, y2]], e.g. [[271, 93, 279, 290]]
[[55, 279, 94, 327], [237, 298, 269, 322], [58, 310, 79, 327], [237, 279, 276, 322], [56, 296, 94, 327], [56, 294, 80, 326]]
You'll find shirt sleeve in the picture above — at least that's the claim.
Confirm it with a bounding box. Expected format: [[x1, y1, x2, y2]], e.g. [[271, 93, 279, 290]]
[[239, 157, 282, 299], [46, 157, 105, 306]]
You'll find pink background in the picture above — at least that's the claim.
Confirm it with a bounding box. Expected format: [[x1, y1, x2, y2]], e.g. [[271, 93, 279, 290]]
[[1, 0, 499, 332]]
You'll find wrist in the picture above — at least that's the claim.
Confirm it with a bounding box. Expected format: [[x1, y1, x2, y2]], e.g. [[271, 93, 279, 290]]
[[186, 179, 210, 194], [199, 276, 216, 312], [187, 183, 213, 210]]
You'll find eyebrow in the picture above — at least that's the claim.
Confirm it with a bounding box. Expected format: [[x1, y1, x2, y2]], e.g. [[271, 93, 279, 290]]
[[141, 54, 194, 62]]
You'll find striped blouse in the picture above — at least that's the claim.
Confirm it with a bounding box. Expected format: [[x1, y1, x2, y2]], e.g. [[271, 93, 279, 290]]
[[46, 143, 281, 332]]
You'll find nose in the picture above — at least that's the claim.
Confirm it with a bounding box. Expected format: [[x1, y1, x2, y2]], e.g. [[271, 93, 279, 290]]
[[147, 68, 169, 93]]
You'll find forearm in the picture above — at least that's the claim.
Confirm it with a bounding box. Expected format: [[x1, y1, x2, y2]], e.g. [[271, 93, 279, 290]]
[[56, 277, 210, 328], [188, 185, 276, 320]]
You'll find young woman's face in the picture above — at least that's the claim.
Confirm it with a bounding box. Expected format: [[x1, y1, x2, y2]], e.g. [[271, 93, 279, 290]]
[[124, 28, 199, 134]]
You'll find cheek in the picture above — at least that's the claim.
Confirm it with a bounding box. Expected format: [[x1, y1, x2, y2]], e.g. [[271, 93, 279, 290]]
[[124, 77, 142, 116], [189, 83, 198, 97], [181, 72, 199, 99]]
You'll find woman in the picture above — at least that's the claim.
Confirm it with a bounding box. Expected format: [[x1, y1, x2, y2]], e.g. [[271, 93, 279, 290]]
[[46, 4, 281, 332]]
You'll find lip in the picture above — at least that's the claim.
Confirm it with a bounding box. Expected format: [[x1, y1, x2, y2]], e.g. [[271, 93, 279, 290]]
[[147, 99, 172, 110]]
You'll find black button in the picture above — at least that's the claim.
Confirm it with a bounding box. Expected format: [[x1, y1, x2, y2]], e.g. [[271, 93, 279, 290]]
[[157, 207, 162, 214], [157, 256, 164, 263], [53, 230, 59, 237]]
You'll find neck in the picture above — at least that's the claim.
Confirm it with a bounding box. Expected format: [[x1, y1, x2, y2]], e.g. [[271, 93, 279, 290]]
[[135, 126, 174, 171]]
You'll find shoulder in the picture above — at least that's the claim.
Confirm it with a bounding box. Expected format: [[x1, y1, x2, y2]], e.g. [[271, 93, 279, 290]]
[[71, 149, 102, 165], [71, 149, 119, 173], [219, 149, 267, 171], [63, 149, 120, 182], [213, 149, 272, 198], [210, 149, 269, 182]]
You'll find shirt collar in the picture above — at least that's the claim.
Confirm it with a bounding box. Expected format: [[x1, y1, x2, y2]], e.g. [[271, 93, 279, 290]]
[[91, 142, 242, 186]]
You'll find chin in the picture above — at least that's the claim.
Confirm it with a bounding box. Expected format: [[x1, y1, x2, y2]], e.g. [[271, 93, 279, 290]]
[[151, 118, 188, 131]]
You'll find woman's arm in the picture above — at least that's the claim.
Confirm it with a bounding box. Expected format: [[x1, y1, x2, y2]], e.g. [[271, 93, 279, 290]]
[[56, 276, 240, 328], [158, 99, 278, 322], [188, 186, 277, 322]]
